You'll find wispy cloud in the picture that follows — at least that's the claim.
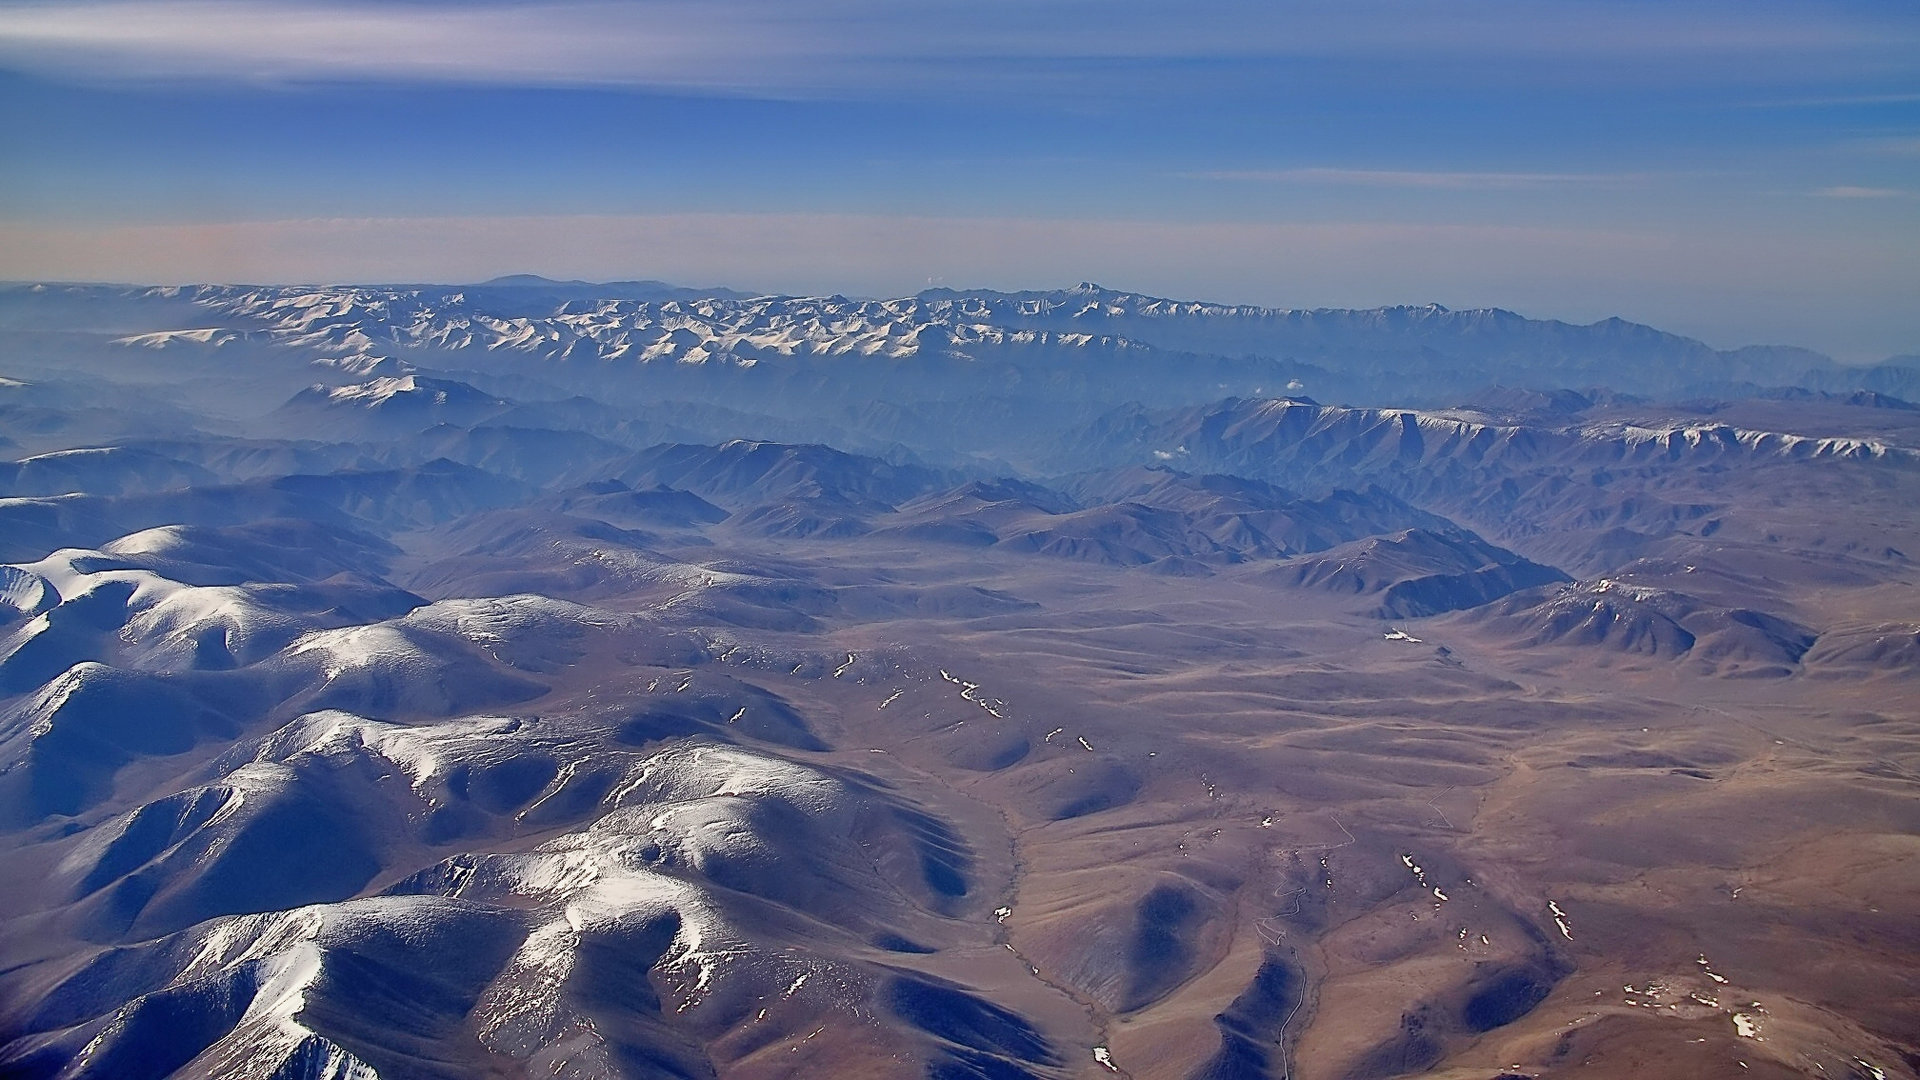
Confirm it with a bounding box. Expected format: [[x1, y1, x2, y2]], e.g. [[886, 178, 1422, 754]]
[[0, 0, 1911, 94], [1815, 186, 1916, 199], [0, 1, 798, 92], [1185, 168, 1639, 190], [1744, 92, 1920, 109]]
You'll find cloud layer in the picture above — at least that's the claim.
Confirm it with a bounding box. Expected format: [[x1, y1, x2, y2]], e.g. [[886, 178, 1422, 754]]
[[0, 0, 1910, 94], [1184, 169, 1641, 190]]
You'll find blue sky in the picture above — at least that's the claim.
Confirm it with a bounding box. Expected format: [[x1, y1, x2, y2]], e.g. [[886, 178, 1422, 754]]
[[0, 0, 1916, 358]]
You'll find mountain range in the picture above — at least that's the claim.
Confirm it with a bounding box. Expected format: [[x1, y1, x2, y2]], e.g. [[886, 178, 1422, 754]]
[[1, 279, 1915, 1080]]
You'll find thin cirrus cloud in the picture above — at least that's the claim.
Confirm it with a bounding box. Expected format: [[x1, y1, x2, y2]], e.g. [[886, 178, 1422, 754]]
[[1183, 169, 1646, 190], [1814, 186, 1915, 199], [0, 1, 789, 91], [0, 0, 1912, 95]]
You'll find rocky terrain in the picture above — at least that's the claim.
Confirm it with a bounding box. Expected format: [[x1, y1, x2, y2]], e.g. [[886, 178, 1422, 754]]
[[1, 279, 1916, 1080]]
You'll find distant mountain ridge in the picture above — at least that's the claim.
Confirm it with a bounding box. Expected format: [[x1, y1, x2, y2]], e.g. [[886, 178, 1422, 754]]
[[6, 280, 1914, 407]]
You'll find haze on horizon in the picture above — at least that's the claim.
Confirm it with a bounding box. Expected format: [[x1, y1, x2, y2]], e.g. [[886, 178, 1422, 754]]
[[1, 0, 1917, 361]]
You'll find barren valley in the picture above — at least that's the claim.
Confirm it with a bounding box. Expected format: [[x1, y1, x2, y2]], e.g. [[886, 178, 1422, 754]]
[[0, 281, 1915, 1080]]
